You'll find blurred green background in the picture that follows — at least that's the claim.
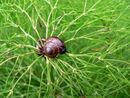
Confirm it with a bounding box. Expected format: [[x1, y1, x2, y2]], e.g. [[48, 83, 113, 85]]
[[0, 0, 130, 98]]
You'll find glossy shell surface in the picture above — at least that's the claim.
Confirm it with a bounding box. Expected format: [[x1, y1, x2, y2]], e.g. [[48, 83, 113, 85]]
[[37, 36, 66, 58]]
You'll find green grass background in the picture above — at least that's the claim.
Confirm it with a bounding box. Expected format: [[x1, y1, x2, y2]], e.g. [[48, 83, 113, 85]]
[[0, 0, 130, 98]]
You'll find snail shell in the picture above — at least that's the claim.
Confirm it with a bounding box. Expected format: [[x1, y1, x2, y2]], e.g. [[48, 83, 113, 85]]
[[36, 36, 66, 58]]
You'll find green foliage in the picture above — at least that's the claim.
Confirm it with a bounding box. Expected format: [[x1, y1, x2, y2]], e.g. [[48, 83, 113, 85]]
[[0, 0, 130, 98]]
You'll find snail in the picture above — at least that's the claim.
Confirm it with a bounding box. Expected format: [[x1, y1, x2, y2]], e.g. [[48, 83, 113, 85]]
[[36, 36, 66, 58]]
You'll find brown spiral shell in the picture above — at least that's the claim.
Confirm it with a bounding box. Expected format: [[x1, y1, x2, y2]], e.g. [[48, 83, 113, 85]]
[[36, 36, 66, 58]]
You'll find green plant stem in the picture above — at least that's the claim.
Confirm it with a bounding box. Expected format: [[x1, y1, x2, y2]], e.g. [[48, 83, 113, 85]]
[[46, 58, 53, 95]]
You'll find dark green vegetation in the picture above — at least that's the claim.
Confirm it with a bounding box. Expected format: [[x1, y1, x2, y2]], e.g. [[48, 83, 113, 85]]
[[0, 0, 130, 98]]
